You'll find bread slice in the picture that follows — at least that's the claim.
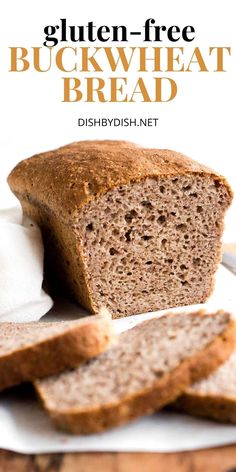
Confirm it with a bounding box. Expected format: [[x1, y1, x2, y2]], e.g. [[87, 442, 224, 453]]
[[35, 311, 236, 434], [8, 140, 233, 318], [172, 351, 236, 423], [0, 311, 114, 391]]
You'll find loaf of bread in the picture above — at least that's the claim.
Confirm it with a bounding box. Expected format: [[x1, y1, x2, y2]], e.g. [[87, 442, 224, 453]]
[[35, 311, 236, 434], [172, 351, 236, 423], [0, 311, 114, 391], [8, 140, 233, 318]]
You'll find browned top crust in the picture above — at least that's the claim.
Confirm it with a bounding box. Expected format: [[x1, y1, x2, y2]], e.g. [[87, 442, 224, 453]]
[[8, 140, 233, 223], [58, 140, 140, 150]]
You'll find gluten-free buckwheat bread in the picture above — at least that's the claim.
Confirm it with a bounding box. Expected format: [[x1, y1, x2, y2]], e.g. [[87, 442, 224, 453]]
[[35, 311, 236, 434], [8, 140, 233, 318], [0, 311, 114, 391], [172, 351, 236, 423]]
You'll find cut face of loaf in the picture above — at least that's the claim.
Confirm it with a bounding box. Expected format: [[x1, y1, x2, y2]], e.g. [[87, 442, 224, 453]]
[[35, 311, 236, 434], [79, 174, 230, 317], [8, 141, 233, 318]]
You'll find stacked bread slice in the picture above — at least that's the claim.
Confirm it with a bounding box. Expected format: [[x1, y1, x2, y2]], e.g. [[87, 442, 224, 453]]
[[172, 351, 236, 423], [0, 310, 235, 434], [0, 310, 114, 391]]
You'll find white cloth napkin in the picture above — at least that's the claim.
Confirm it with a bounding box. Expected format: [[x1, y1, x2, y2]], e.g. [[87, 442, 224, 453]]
[[0, 207, 53, 322]]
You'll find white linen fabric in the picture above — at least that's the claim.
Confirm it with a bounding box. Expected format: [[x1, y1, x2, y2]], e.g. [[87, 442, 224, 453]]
[[0, 206, 53, 322]]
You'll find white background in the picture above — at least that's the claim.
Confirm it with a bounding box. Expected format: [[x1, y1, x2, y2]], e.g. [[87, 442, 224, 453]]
[[1, 0, 235, 240]]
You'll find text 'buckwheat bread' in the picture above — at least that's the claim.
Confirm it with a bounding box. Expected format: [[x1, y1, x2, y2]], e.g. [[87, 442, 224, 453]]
[[35, 311, 236, 434], [0, 312, 114, 391], [172, 351, 236, 423], [8, 140, 233, 318]]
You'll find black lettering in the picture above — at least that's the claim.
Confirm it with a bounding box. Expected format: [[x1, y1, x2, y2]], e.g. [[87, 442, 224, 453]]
[[112, 25, 128, 41], [87, 21, 96, 42], [167, 25, 180, 42], [61, 18, 67, 42], [43, 25, 59, 47], [182, 25, 195, 42], [97, 25, 110, 41]]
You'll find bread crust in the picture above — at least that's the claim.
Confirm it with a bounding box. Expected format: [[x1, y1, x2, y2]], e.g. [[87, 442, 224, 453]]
[[58, 140, 140, 151], [35, 317, 236, 434], [7, 141, 233, 315], [0, 315, 114, 391], [7, 143, 233, 225], [171, 392, 236, 423]]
